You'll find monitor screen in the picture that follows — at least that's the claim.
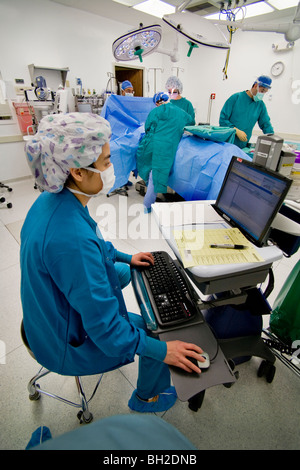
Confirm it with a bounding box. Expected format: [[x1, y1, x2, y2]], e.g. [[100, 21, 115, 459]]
[[213, 157, 292, 247]]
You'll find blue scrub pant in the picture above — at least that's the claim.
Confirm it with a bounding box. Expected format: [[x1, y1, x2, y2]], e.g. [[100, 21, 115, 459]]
[[115, 262, 171, 399]]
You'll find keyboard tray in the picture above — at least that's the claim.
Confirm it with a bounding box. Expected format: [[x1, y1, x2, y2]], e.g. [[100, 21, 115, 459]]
[[139, 251, 204, 330]]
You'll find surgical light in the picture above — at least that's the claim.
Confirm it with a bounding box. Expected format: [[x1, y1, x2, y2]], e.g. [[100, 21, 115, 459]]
[[112, 24, 162, 62], [163, 10, 230, 50], [112, 2, 231, 64]]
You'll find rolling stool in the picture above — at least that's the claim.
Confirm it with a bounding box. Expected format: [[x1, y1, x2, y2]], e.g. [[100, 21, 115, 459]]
[[20, 321, 104, 423]]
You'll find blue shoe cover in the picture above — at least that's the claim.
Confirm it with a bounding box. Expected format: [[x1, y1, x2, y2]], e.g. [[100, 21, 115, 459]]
[[128, 386, 177, 412], [25, 426, 52, 449]]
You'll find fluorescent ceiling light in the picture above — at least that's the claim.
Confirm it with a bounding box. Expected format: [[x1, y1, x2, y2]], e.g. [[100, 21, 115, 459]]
[[232, 2, 274, 18], [206, 1, 274, 20], [112, 0, 145, 6], [133, 0, 175, 18], [267, 0, 299, 9]]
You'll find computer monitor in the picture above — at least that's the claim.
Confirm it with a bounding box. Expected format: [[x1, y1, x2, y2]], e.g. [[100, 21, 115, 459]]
[[212, 157, 292, 247]]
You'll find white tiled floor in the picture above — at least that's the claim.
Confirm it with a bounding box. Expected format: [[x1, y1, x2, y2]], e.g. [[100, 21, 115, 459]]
[[0, 177, 299, 450]]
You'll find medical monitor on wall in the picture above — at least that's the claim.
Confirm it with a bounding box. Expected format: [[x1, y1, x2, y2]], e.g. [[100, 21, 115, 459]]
[[212, 157, 292, 247]]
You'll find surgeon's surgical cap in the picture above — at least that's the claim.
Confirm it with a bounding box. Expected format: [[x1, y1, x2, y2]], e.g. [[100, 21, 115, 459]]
[[256, 75, 272, 89], [153, 92, 169, 104], [165, 76, 183, 94], [121, 80, 133, 90], [25, 113, 111, 193]]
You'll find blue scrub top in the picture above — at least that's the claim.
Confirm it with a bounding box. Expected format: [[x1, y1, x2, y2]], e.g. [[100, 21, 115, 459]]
[[219, 91, 274, 149], [20, 189, 166, 376]]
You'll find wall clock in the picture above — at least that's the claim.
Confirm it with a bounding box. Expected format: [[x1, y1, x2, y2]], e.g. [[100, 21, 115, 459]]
[[271, 61, 284, 77]]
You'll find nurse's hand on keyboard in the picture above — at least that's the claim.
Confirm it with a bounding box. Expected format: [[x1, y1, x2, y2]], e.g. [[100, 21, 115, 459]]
[[130, 252, 154, 267], [164, 340, 205, 374]]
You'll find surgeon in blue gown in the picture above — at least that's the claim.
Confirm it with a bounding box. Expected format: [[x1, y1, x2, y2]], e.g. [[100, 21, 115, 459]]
[[219, 75, 274, 149], [137, 92, 194, 211], [20, 113, 204, 413]]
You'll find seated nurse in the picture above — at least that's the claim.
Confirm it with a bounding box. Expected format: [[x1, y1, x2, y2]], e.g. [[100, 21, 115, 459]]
[[21, 113, 204, 413]]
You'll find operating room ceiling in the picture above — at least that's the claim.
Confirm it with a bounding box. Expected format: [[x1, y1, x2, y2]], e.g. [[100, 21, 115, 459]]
[[50, 0, 298, 26]]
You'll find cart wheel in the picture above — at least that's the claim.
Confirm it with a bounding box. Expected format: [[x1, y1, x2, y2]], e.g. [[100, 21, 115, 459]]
[[224, 370, 239, 388], [257, 360, 267, 378], [257, 360, 276, 383], [188, 390, 205, 412], [7, 203, 12, 209], [266, 364, 276, 383]]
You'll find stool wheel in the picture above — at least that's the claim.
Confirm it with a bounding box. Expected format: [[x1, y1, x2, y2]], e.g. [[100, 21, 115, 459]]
[[77, 410, 93, 424], [29, 384, 41, 401]]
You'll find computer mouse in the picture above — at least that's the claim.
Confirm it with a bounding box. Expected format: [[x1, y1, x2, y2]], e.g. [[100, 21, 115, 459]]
[[187, 352, 210, 372], [198, 352, 210, 369]]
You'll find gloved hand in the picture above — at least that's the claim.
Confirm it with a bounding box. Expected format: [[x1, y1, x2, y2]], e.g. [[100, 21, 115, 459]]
[[234, 127, 248, 142]]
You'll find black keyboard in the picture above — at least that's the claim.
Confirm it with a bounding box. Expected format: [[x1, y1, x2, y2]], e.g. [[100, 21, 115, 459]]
[[140, 251, 198, 327]]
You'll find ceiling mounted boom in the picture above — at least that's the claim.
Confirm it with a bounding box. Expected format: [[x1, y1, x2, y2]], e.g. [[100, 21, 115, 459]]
[[163, 10, 230, 49]]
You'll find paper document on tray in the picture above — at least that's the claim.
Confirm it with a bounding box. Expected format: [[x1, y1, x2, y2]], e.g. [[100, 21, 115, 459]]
[[173, 227, 264, 267]]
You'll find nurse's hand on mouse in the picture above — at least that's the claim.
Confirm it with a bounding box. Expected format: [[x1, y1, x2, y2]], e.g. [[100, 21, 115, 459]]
[[164, 340, 206, 374]]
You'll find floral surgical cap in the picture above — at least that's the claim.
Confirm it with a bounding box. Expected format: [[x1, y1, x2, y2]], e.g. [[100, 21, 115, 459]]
[[25, 112, 111, 193], [165, 76, 183, 94]]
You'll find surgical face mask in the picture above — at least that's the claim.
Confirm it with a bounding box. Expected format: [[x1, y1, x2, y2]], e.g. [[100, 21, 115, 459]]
[[68, 164, 115, 197], [125, 92, 134, 97], [254, 91, 264, 102], [168, 90, 178, 100]]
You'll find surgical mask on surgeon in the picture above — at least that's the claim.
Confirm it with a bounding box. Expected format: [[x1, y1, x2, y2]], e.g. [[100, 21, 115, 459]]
[[254, 91, 264, 102], [168, 91, 178, 100], [68, 164, 115, 197], [125, 92, 134, 97]]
